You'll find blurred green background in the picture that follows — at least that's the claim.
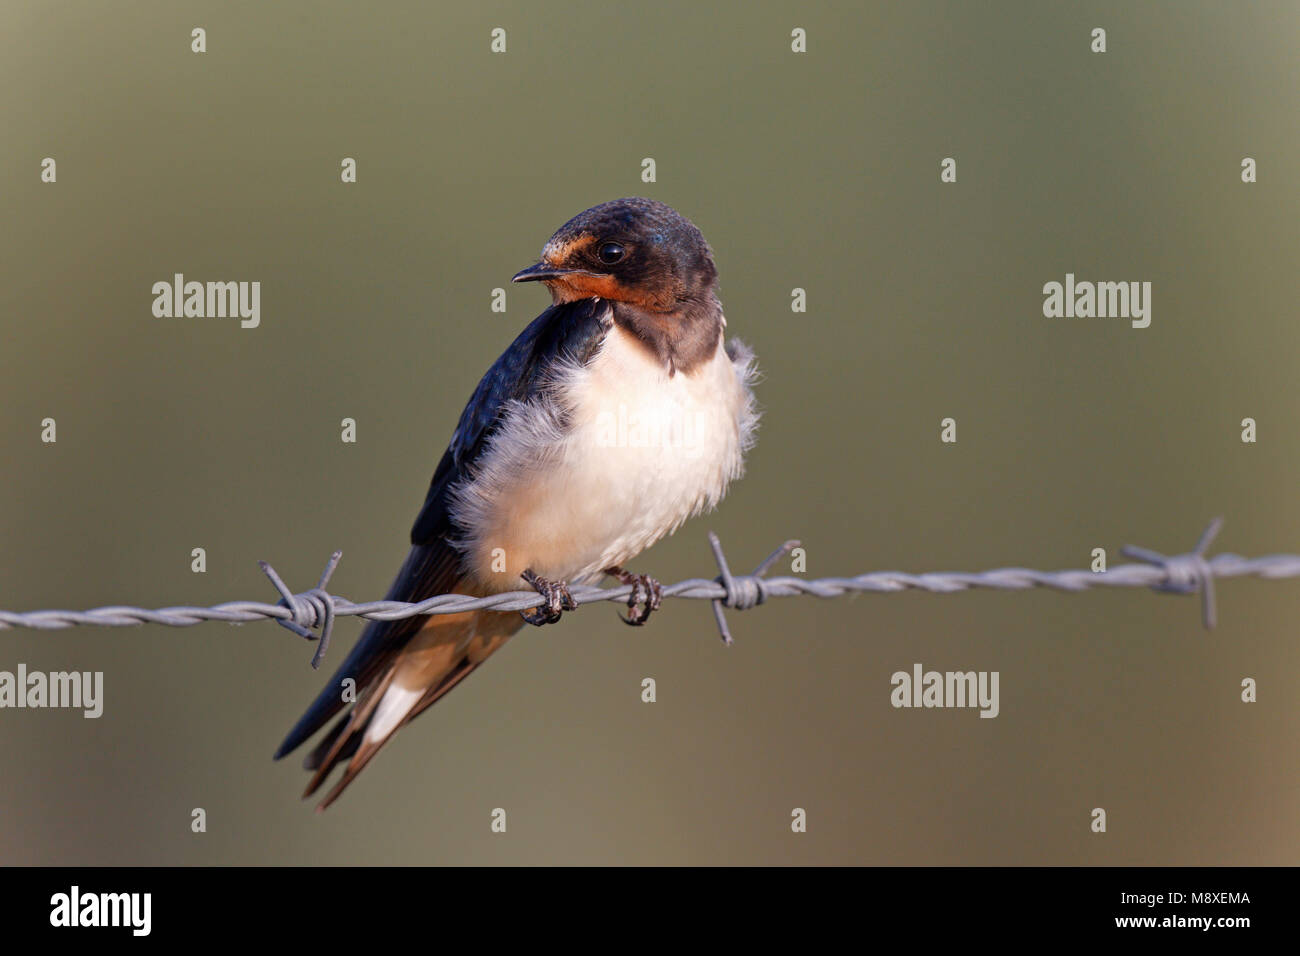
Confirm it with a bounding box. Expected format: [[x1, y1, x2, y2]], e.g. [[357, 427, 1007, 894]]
[[1, 1, 1297, 865]]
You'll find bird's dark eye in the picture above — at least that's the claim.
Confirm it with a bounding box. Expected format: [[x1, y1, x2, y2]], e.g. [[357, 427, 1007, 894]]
[[597, 241, 625, 264]]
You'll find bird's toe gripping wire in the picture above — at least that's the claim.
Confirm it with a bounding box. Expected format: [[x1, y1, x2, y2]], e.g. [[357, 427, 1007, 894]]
[[707, 532, 801, 646], [519, 568, 577, 626], [604, 566, 664, 626], [259, 551, 343, 668]]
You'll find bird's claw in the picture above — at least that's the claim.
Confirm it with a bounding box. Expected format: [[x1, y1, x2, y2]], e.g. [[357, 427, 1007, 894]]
[[606, 566, 663, 626], [519, 568, 576, 626]]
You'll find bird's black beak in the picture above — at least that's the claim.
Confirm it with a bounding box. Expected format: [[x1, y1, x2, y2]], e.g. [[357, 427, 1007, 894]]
[[512, 262, 570, 283]]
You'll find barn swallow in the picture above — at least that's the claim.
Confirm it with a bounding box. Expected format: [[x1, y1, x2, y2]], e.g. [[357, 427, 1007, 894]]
[[274, 197, 759, 809]]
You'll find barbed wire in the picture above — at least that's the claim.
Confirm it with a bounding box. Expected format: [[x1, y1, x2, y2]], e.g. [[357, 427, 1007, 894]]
[[2, 519, 1297, 668]]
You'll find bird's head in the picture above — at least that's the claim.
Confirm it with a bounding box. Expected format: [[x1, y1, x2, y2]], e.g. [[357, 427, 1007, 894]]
[[512, 198, 718, 313]]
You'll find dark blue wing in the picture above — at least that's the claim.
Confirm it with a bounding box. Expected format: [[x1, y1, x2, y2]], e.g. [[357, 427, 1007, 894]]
[[274, 298, 609, 760]]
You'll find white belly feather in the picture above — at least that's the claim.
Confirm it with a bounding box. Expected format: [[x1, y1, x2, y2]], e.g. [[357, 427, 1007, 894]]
[[450, 314, 758, 591]]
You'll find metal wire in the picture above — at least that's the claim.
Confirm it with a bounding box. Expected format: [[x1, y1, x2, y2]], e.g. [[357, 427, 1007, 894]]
[[2, 519, 1297, 666]]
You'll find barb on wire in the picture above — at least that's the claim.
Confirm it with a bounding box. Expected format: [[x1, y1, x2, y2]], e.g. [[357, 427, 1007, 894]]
[[707, 532, 801, 645], [2, 519, 1298, 669], [258, 550, 342, 669], [1122, 517, 1223, 628]]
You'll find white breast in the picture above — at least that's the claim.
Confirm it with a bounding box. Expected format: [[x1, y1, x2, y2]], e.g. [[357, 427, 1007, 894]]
[[451, 313, 758, 591]]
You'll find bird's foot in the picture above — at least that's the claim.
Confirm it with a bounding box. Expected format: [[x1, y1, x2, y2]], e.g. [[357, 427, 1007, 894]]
[[605, 566, 663, 626], [519, 568, 576, 626]]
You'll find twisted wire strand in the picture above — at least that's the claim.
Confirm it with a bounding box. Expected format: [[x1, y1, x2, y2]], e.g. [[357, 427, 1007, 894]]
[[1, 520, 1294, 664]]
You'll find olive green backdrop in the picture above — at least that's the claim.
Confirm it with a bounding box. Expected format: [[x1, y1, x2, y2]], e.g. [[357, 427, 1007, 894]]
[[1, 1, 1297, 864]]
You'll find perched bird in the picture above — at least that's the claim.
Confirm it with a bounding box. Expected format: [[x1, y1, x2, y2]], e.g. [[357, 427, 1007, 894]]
[[274, 197, 759, 809]]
